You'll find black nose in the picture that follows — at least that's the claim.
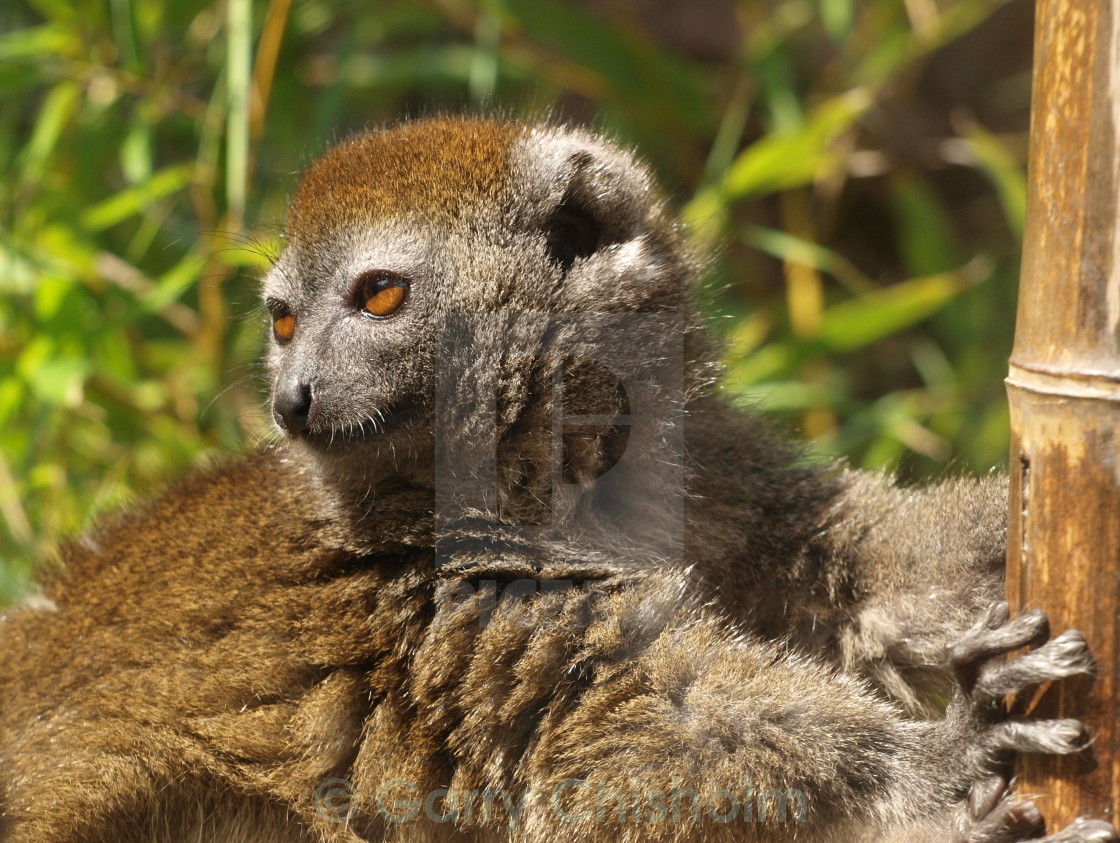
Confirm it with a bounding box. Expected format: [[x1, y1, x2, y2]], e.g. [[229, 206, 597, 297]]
[[273, 378, 316, 434]]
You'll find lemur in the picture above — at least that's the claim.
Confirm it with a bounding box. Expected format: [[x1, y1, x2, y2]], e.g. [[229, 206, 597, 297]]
[[1, 116, 1115, 843]]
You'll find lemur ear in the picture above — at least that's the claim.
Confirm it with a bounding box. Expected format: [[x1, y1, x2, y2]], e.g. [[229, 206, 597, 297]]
[[542, 202, 601, 273], [533, 140, 653, 260]]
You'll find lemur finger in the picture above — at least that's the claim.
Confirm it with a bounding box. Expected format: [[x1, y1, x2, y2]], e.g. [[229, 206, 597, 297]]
[[1040, 817, 1120, 843], [988, 718, 1088, 755], [949, 608, 1050, 692], [950, 608, 1050, 666], [962, 798, 1045, 843], [974, 630, 1095, 700], [963, 800, 1120, 843]]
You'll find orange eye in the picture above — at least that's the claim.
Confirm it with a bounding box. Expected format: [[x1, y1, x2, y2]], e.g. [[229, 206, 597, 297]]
[[274, 312, 296, 341], [267, 299, 296, 343], [355, 272, 409, 318]]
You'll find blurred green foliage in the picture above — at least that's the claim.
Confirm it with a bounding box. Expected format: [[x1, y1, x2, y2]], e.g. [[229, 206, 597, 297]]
[[0, 0, 1030, 603]]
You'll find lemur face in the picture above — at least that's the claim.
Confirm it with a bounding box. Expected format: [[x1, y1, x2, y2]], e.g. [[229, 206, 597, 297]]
[[261, 117, 690, 485]]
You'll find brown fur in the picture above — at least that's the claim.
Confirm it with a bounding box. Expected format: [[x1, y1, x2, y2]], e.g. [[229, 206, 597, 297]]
[[288, 117, 521, 243], [0, 452, 946, 842]]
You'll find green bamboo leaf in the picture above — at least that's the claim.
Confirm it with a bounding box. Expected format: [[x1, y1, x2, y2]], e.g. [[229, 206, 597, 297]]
[[743, 224, 873, 290], [722, 88, 873, 199], [0, 25, 74, 60], [33, 277, 73, 320], [0, 377, 25, 430], [218, 241, 280, 270], [686, 88, 874, 243], [145, 252, 203, 312], [0, 243, 38, 294], [725, 311, 775, 359], [80, 165, 193, 232], [722, 343, 800, 388], [16, 337, 90, 408], [120, 119, 154, 185], [18, 81, 79, 186], [682, 186, 728, 244], [732, 379, 843, 413], [226, 0, 251, 221], [109, 0, 142, 72], [890, 174, 961, 275], [468, 0, 503, 102], [820, 0, 854, 40], [854, 0, 1004, 86], [963, 125, 1027, 239], [757, 47, 802, 133], [22, 0, 80, 26], [820, 260, 988, 352]]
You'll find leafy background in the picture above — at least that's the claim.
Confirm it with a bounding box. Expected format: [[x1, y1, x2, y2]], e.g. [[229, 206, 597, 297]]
[[0, 0, 1031, 603]]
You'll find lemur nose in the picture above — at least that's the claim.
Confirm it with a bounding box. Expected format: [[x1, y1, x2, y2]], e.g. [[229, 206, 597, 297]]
[[273, 379, 317, 435]]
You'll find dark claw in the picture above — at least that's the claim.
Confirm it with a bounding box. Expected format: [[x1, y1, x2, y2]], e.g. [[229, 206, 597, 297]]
[[968, 774, 1007, 820], [1002, 800, 1046, 839], [985, 601, 1012, 630], [957, 793, 1045, 843], [1042, 817, 1120, 843]]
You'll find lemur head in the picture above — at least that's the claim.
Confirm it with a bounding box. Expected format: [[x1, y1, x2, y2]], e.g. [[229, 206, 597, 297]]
[[262, 117, 701, 517]]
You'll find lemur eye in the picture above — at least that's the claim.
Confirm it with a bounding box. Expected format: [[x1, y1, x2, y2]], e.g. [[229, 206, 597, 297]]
[[267, 299, 296, 343], [543, 203, 601, 273], [354, 271, 410, 318]]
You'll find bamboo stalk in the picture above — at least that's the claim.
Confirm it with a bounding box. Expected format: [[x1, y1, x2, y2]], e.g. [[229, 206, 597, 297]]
[[1005, 0, 1120, 827]]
